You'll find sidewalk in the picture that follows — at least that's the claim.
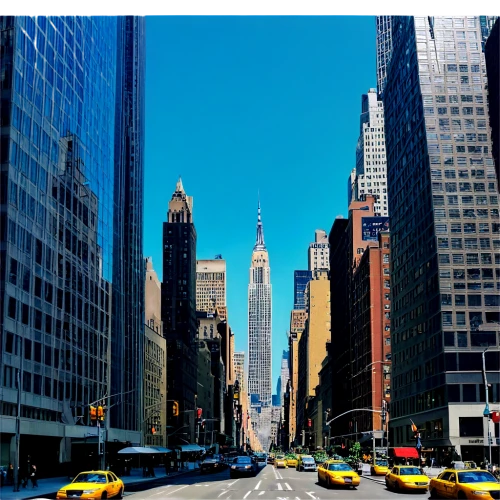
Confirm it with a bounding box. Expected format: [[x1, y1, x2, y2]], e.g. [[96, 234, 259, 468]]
[[362, 466, 445, 484], [0, 466, 198, 500]]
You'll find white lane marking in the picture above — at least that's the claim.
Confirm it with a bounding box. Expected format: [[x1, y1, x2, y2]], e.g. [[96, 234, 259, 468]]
[[296, 497, 301, 500], [259, 492, 265, 496], [277, 483, 283, 490], [227, 479, 239, 487], [161, 485, 189, 496], [305, 492, 317, 499], [285, 483, 292, 491], [243, 491, 252, 499], [150, 486, 172, 497], [254, 480, 262, 490]]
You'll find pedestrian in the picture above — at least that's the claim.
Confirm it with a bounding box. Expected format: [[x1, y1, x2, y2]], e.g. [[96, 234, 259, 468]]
[[30, 464, 38, 488], [17, 467, 23, 490], [7, 463, 14, 485]]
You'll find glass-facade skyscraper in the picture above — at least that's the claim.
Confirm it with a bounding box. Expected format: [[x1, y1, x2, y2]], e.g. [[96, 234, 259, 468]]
[[293, 270, 312, 309], [384, 16, 499, 464], [0, 16, 145, 473]]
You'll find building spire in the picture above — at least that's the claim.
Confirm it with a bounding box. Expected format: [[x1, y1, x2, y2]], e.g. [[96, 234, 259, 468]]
[[175, 176, 185, 194], [254, 195, 266, 251]]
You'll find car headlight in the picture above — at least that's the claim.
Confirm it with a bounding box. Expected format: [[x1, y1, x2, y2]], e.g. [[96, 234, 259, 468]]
[[83, 489, 100, 493], [231, 465, 237, 469], [333, 476, 342, 480], [470, 492, 488, 496], [245, 465, 251, 469]]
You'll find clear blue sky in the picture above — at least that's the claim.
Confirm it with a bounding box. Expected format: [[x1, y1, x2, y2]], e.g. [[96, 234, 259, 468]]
[[144, 16, 376, 390]]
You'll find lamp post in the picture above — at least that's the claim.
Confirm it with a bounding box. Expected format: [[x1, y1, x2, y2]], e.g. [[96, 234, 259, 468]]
[[482, 348, 492, 466]]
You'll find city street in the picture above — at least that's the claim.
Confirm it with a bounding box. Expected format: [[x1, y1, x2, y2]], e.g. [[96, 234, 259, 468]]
[[125, 464, 430, 499]]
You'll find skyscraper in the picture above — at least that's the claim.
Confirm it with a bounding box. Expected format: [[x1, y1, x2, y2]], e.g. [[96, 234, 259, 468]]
[[196, 258, 226, 312], [233, 351, 245, 393], [161, 178, 198, 443], [384, 16, 499, 462], [308, 229, 330, 271], [0, 16, 145, 471], [348, 89, 389, 216], [248, 200, 272, 450], [280, 350, 290, 411], [376, 16, 393, 96], [111, 15, 146, 434], [293, 270, 313, 309]]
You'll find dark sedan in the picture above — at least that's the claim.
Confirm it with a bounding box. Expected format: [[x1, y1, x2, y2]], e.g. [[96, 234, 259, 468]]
[[200, 455, 225, 474], [230, 456, 258, 478]]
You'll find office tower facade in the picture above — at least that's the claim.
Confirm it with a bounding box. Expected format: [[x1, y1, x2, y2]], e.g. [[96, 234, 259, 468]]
[[248, 201, 272, 450], [485, 19, 499, 185], [144, 257, 166, 446], [162, 178, 198, 444], [196, 258, 226, 313], [384, 16, 500, 463], [233, 351, 245, 393], [348, 89, 389, 216], [0, 16, 144, 471], [308, 229, 330, 271], [376, 16, 393, 96], [296, 273, 330, 437], [288, 309, 307, 446], [293, 270, 313, 309], [280, 350, 290, 411], [145, 257, 163, 335], [111, 16, 146, 433], [350, 230, 391, 439], [328, 218, 351, 437]]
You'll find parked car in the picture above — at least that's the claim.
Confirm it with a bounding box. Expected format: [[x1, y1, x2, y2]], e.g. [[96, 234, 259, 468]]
[[56, 471, 124, 499], [230, 456, 259, 478]]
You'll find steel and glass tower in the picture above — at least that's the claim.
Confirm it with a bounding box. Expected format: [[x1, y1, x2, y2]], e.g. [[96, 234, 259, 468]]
[[0, 15, 145, 471], [248, 200, 272, 449], [376, 16, 393, 96], [384, 16, 499, 461]]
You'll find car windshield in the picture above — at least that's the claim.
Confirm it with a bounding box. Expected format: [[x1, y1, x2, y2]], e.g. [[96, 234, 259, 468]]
[[276, 455, 285, 459], [328, 463, 352, 472], [234, 457, 251, 463], [73, 473, 107, 484], [399, 467, 422, 475], [302, 458, 315, 463], [376, 460, 388, 466], [458, 471, 496, 483]]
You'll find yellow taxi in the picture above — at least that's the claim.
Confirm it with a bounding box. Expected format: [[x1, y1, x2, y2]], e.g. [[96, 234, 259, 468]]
[[370, 458, 389, 476], [317, 459, 360, 489], [56, 471, 124, 499], [429, 468, 500, 499], [275, 454, 288, 468], [285, 454, 298, 468], [385, 465, 429, 493]]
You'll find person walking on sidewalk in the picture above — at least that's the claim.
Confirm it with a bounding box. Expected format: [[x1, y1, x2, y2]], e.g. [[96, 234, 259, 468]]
[[7, 463, 14, 485], [30, 464, 38, 488]]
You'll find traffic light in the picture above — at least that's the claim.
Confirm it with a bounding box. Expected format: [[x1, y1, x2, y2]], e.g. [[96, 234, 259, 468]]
[[307, 418, 312, 428], [172, 401, 179, 417], [491, 411, 500, 424], [90, 406, 97, 421], [197, 408, 203, 419], [151, 426, 156, 435], [97, 406, 105, 421]]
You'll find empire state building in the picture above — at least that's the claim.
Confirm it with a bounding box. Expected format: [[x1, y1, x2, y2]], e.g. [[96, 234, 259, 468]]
[[248, 200, 272, 449]]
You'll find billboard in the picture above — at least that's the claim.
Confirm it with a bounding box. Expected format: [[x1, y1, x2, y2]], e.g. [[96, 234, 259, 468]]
[[361, 217, 390, 241]]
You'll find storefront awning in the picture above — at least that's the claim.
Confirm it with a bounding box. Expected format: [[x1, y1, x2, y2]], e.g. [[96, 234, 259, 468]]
[[392, 447, 419, 459], [147, 446, 172, 453], [118, 446, 157, 454], [176, 444, 204, 452]]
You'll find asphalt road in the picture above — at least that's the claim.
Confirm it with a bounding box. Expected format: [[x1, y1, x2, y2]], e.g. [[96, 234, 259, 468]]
[[125, 464, 431, 499]]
